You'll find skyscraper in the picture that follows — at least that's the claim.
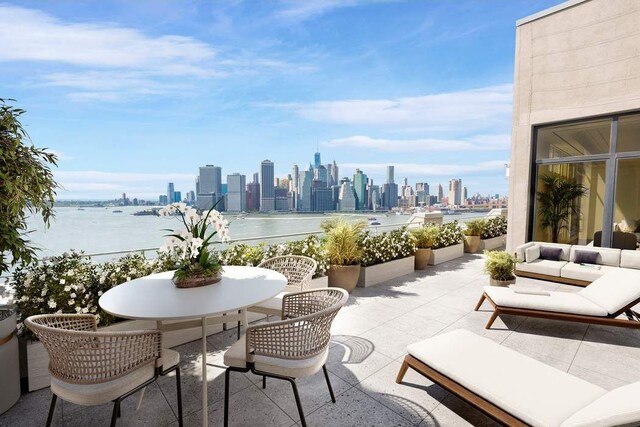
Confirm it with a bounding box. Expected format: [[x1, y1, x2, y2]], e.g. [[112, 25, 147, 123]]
[[381, 165, 398, 209], [197, 165, 223, 210], [352, 169, 368, 210], [338, 180, 357, 211], [173, 191, 182, 203], [312, 187, 334, 212], [252, 172, 259, 184], [449, 179, 462, 206], [226, 173, 246, 212], [246, 181, 260, 211], [260, 160, 275, 212], [316, 164, 328, 187], [437, 184, 444, 202], [330, 161, 339, 187], [463, 187, 468, 203], [416, 182, 429, 205], [387, 166, 395, 184], [298, 167, 313, 212], [167, 182, 175, 205], [314, 150, 321, 168]]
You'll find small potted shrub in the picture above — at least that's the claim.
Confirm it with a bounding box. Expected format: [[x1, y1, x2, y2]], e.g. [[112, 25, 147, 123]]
[[411, 225, 438, 270], [463, 219, 485, 254], [484, 250, 520, 286], [321, 218, 366, 293]]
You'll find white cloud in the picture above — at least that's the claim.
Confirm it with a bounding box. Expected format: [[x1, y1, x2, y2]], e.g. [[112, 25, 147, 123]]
[[275, 0, 388, 21], [324, 134, 510, 152], [341, 160, 507, 176], [271, 84, 513, 133]]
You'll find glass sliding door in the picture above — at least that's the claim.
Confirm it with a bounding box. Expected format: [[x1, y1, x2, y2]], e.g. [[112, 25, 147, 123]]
[[612, 158, 640, 249]]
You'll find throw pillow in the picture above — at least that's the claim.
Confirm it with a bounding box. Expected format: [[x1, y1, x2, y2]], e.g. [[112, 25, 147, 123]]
[[574, 250, 599, 265], [525, 245, 540, 263], [539, 246, 563, 261]]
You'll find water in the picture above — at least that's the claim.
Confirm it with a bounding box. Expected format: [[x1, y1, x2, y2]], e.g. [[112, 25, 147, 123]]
[[25, 207, 487, 260]]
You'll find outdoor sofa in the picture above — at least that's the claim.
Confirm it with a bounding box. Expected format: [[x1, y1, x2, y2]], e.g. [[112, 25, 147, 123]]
[[514, 241, 640, 287], [397, 329, 640, 427]]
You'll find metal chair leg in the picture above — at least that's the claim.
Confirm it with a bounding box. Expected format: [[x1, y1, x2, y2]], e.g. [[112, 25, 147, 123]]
[[263, 376, 267, 389], [224, 368, 231, 427], [288, 379, 306, 427], [176, 367, 184, 427], [110, 400, 121, 427], [322, 365, 336, 403], [237, 320, 241, 340], [46, 394, 57, 427]]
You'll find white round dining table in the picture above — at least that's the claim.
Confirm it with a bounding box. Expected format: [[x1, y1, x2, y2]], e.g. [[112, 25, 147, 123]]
[[99, 266, 287, 426]]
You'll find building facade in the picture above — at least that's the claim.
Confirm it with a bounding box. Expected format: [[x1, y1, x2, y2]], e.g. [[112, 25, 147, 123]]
[[260, 160, 275, 212], [448, 179, 462, 206], [508, 0, 640, 252], [338, 180, 357, 211], [226, 173, 246, 212], [352, 169, 368, 210], [197, 165, 223, 210]]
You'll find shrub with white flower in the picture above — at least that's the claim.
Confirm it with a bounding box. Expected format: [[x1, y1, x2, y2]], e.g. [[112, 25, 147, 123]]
[[481, 216, 507, 239], [158, 203, 229, 284], [432, 221, 465, 249], [360, 227, 416, 267]]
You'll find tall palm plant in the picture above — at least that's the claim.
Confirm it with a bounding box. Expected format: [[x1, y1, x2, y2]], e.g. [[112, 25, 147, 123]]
[[536, 174, 587, 243]]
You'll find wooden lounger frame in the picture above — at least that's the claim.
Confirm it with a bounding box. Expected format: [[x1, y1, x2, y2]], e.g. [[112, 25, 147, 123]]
[[514, 269, 591, 287], [396, 354, 528, 426], [475, 292, 640, 329]]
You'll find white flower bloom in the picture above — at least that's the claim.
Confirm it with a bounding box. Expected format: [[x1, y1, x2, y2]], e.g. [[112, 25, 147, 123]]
[[59, 279, 66, 285], [68, 299, 74, 306], [48, 300, 57, 309], [64, 285, 71, 292], [97, 291, 103, 296], [70, 293, 76, 298]]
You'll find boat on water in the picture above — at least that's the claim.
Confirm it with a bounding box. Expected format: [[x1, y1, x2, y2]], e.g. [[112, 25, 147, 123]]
[[112, 210, 123, 213], [370, 221, 381, 226], [367, 217, 377, 221], [133, 209, 159, 216], [77, 208, 85, 211]]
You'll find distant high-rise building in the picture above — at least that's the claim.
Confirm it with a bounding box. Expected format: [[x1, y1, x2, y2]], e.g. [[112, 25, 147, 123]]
[[316, 165, 328, 187], [370, 185, 380, 211], [159, 195, 168, 205], [173, 191, 182, 203], [226, 173, 246, 212], [338, 180, 357, 211], [298, 167, 313, 211], [312, 187, 335, 212], [246, 181, 260, 211], [198, 165, 223, 210], [387, 166, 395, 184], [167, 183, 175, 205], [382, 183, 398, 209], [260, 160, 275, 212], [352, 169, 368, 210], [186, 190, 196, 204], [314, 150, 321, 168], [463, 187, 468, 203], [437, 184, 444, 202], [275, 187, 289, 211], [291, 164, 300, 210], [330, 161, 339, 187], [252, 172, 259, 184], [449, 179, 462, 206], [416, 182, 429, 206], [325, 163, 334, 186]]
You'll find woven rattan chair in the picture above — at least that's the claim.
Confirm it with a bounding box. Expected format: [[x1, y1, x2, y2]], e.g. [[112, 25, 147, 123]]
[[223, 288, 348, 427], [25, 314, 183, 427]]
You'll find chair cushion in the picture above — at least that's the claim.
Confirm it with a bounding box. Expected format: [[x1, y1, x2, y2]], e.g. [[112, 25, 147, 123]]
[[224, 335, 328, 378], [51, 349, 178, 406], [560, 263, 615, 283], [579, 269, 640, 314], [560, 381, 640, 427], [540, 246, 563, 261], [525, 245, 540, 263], [620, 250, 640, 270], [250, 292, 287, 313], [484, 286, 608, 317], [407, 330, 605, 427], [516, 259, 567, 277], [569, 246, 621, 267]]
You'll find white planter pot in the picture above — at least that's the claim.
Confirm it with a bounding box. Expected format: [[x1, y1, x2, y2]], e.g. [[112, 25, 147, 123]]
[[428, 243, 464, 265], [309, 275, 328, 289], [357, 256, 415, 288], [25, 311, 267, 392], [479, 235, 507, 251], [0, 309, 20, 414]]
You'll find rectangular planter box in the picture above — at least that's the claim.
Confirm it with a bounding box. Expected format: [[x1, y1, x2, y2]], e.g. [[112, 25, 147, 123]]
[[479, 235, 507, 251], [428, 243, 464, 265], [25, 311, 267, 392], [357, 256, 415, 288], [309, 275, 328, 289]]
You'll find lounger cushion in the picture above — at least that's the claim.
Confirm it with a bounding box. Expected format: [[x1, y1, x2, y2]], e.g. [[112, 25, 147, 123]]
[[569, 246, 621, 267], [516, 259, 568, 277], [407, 330, 605, 427], [484, 286, 608, 316], [560, 381, 640, 427], [620, 250, 640, 270], [560, 263, 616, 283], [579, 269, 640, 314]]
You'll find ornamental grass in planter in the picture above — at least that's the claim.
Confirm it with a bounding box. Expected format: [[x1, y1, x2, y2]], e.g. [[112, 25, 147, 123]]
[[411, 225, 438, 270], [464, 219, 485, 254], [321, 218, 366, 293], [484, 250, 521, 286]]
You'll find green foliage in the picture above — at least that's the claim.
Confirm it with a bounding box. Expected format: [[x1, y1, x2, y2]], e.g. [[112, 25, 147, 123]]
[[481, 216, 507, 239], [483, 250, 521, 281], [464, 219, 485, 236], [411, 225, 439, 249], [321, 218, 367, 266], [536, 174, 587, 243], [1, 99, 59, 274], [432, 221, 464, 249], [360, 227, 416, 267]]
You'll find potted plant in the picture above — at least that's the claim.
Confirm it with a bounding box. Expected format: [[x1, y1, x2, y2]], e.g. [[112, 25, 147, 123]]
[[411, 225, 438, 270], [484, 250, 520, 286], [321, 218, 366, 293], [463, 219, 485, 253], [536, 174, 587, 243], [159, 202, 230, 288]]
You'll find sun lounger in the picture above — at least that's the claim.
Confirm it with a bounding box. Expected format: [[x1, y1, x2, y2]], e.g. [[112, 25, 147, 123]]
[[475, 269, 640, 329], [397, 329, 640, 427]]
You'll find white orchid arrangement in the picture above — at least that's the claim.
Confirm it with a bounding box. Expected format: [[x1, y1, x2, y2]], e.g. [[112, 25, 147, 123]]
[[159, 202, 230, 283]]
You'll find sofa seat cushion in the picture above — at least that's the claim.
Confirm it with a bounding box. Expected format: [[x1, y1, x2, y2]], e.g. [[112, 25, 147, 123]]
[[620, 250, 640, 270], [224, 335, 328, 378], [51, 348, 178, 406], [484, 286, 608, 316], [569, 246, 621, 267], [560, 263, 616, 283], [516, 259, 567, 277], [579, 269, 640, 314], [560, 381, 640, 427], [407, 330, 605, 427]]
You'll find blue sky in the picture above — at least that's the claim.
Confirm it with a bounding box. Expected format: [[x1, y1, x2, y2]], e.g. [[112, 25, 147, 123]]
[[1, 0, 563, 200]]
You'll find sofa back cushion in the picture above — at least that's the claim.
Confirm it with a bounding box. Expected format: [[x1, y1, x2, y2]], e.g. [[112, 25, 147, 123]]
[[525, 245, 540, 263], [569, 246, 621, 267], [560, 381, 640, 427], [620, 250, 640, 270], [540, 246, 563, 261], [579, 269, 640, 314], [574, 250, 599, 265], [516, 242, 536, 261], [533, 242, 572, 261]]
